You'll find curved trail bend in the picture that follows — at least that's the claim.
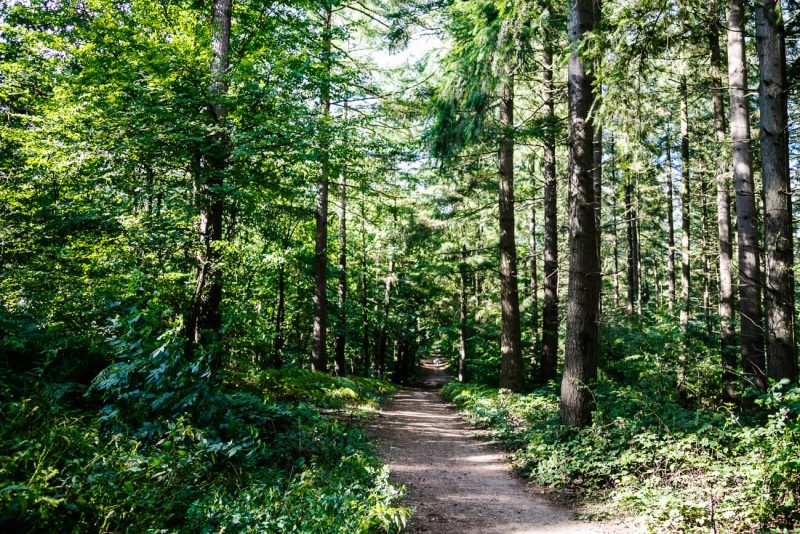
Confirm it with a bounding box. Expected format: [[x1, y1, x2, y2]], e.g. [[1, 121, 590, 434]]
[[370, 361, 634, 534]]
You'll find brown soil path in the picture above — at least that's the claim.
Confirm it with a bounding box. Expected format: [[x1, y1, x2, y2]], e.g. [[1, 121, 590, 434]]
[[370, 360, 635, 533]]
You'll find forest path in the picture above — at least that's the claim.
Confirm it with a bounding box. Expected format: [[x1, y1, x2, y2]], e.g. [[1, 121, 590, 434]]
[[369, 360, 634, 534]]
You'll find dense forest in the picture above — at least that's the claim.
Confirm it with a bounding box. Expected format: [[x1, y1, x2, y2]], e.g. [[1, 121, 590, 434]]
[[2, 0, 800, 531]]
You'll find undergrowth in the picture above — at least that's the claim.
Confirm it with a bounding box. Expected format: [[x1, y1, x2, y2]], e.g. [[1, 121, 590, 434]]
[[442, 318, 800, 532], [0, 366, 408, 532]]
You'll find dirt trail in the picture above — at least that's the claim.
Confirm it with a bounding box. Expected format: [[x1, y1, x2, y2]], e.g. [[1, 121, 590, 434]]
[[370, 361, 634, 533]]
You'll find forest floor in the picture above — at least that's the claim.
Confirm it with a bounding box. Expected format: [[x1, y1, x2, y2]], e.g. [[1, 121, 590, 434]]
[[369, 360, 637, 533]]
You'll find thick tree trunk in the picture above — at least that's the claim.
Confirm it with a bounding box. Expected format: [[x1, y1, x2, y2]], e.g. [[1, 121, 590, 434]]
[[680, 78, 691, 330], [561, 0, 599, 427], [334, 176, 347, 375], [727, 0, 766, 389], [540, 44, 559, 384], [185, 0, 231, 374], [756, 0, 797, 381], [312, 6, 332, 373], [498, 78, 524, 392], [709, 25, 738, 394], [459, 245, 469, 383]]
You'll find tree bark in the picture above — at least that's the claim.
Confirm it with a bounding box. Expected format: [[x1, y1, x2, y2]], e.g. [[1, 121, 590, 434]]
[[334, 176, 347, 375], [756, 0, 797, 381], [540, 44, 559, 384], [665, 135, 677, 312], [679, 77, 691, 330], [610, 137, 621, 309], [561, 0, 599, 427], [594, 128, 602, 317], [498, 77, 524, 392], [529, 199, 539, 373], [709, 24, 738, 394], [185, 0, 231, 374], [376, 252, 393, 375], [701, 170, 712, 334], [727, 0, 766, 389], [360, 202, 370, 375], [459, 245, 469, 383], [312, 5, 332, 373], [625, 169, 639, 318]]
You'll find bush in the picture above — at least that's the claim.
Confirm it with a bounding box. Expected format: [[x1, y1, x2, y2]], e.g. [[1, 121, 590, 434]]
[[0, 366, 408, 533], [441, 375, 800, 532]]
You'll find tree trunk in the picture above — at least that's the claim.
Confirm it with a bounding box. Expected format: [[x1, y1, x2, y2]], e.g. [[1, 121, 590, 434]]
[[498, 77, 524, 392], [625, 170, 638, 318], [360, 202, 370, 375], [593, 129, 602, 315], [756, 0, 797, 381], [459, 245, 469, 382], [709, 24, 738, 394], [334, 176, 347, 375], [593, 0, 602, 330], [680, 77, 691, 330], [185, 0, 231, 374], [529, 199, 539, 372], [312, 5, 332, 373], [272, 265, 286, 368], [540, 44, 559, 384], [376, 253, 393, 375], [702, 170, 712, 333], [727, 0, 766, 390], [561, 0, 599, 427], [610, 137, 621, 309], [665, 135, 677, 312]]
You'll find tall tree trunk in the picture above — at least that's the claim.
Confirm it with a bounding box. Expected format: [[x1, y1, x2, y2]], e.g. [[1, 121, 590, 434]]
[[376, 253, 393, 375], [680, 77, 691, 330], [594, 128, 602, 317], [334, 176, 347, 375], [498, 77, 524, 392], [593, 0, 602, 330], [633, 180, 646, 320], [540, 44, 559, 384], [185, 0, 231, 374], [625, 169, 639, 317], [709, 24, 737, 394], [610, 136, 621, 309], [702, 171, 713, 333], [360, 202, 370, 375], [635, 179, 643, 317], [665, 135, 677, 312], [727, 0, 766, 389], [561, 0, 599, 427], [529, 200, 539, 371], [312, 5, 332, 373], [459, 245, 470, 382], [756, 0, 797, 381]]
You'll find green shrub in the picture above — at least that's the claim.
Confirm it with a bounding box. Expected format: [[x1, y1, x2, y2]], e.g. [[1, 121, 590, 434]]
[[0, 366, 408, 533], [441, 380, 800, 532]]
